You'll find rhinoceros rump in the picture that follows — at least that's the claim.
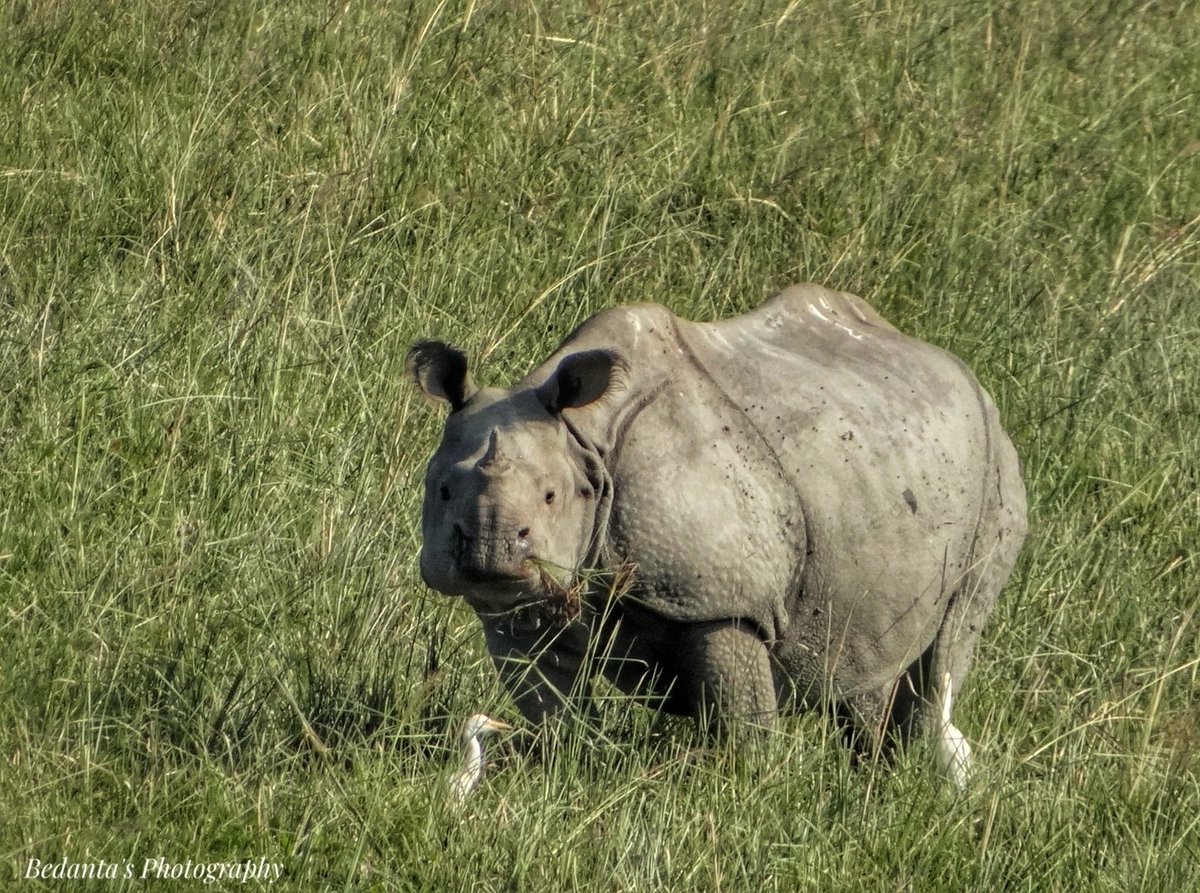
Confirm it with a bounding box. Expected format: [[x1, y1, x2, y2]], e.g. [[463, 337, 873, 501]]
[[408, 284, 1027, 783]]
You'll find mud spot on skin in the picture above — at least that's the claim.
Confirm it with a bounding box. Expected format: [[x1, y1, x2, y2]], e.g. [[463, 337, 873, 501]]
[[903, 488, 918, 514]]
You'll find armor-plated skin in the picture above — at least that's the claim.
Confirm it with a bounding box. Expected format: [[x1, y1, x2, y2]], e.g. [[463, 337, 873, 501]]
[[408, 284, 1027, 763]]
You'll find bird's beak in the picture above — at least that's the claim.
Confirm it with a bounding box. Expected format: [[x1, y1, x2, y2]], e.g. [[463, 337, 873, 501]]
[[483, 717, 513, 732]]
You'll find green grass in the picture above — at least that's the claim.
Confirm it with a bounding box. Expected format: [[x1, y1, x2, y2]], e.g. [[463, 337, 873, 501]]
[[2, 0, 1198, 889]]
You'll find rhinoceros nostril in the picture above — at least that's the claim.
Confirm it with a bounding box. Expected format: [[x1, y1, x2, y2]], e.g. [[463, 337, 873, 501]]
[[517, 527, 531, 540], [450, 523, 467, 564]]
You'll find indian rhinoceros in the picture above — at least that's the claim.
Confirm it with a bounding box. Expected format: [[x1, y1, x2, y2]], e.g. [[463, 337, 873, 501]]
[[408, 284, 1027, 783]]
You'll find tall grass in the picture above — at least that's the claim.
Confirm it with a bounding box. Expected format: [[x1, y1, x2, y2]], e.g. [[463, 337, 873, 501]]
[[2, 0, 1197, 889]]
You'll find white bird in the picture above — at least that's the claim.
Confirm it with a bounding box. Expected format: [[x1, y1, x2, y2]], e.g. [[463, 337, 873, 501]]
[[935, 671, 973, 790], [448, 713, 512, 805]]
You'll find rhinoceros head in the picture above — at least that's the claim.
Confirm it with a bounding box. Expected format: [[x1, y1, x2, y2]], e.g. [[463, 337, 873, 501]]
[[407, 340, 619, 609]]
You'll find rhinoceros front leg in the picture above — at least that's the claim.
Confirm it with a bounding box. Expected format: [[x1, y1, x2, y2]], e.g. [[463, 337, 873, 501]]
[[479, 610, 593, 726], [681, 620, 777, 735]]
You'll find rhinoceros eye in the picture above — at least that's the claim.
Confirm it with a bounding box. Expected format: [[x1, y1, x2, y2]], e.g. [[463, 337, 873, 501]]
[[439, 485, 451, 501], [544, 490, 556, 505]]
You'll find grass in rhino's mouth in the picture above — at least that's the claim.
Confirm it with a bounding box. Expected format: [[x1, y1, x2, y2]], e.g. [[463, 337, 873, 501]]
[[527, 560, 638, 625]]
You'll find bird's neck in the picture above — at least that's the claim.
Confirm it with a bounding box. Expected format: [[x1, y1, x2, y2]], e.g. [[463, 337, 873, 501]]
[[462, 736, 483, 775]]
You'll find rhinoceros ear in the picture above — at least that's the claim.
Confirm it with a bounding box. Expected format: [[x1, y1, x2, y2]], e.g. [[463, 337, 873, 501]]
[[406, 340, 477, 411], [537, 349, 623, 415]]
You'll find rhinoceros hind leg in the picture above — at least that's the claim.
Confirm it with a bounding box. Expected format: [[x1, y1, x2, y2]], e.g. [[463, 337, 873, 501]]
[[924, 542, 1020, 786], [924, 455, 1026, 785], [681, 620, 777, 735]]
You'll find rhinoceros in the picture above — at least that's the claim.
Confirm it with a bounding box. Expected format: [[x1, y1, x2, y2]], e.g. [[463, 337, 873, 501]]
[[408, 284, 1027, 783]]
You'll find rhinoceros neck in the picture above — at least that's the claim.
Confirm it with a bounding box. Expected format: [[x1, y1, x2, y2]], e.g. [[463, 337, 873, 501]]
[[560, 413, 614, 572], [533, 302, 679, 572]]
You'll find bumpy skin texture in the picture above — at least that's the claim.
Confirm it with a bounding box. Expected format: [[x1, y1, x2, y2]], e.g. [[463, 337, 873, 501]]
[[409, 284, 1027, 751]]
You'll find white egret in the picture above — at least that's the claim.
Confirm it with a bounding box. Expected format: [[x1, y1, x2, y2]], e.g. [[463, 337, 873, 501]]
[[935, 671, 973, 790], [448, 713, 512, 804]]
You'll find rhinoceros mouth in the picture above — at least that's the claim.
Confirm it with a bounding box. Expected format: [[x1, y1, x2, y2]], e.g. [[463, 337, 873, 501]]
[[459, 562, 539, 586], [457, 560, 584, 620]]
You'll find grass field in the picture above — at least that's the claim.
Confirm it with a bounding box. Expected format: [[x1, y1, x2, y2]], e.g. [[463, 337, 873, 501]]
[[2, 0, 1198, 889]]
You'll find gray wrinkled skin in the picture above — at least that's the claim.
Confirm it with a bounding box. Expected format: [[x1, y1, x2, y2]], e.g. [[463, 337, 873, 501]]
[[408, 284, 1027, 756]]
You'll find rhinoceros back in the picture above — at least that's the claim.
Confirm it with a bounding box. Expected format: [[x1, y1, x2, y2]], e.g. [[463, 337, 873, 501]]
[[677, 285, 999, 693]]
